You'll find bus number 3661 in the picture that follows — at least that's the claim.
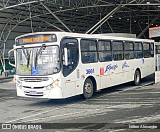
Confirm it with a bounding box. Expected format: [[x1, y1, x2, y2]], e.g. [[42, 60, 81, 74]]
[[86, 69, 94, 74]]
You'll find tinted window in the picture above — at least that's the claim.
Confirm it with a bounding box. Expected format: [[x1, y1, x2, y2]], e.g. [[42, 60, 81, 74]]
[[81, 39, 98, 63], [135, 42, 142, 50], [134, 42, 143, 58], [112, 41, 123, 50], [98, 40, 112, 62], [143, 43, 150, 58], [98, 41, 111, 50], [124, 42, 134, 59], [124, 42, 134, 50], [81, 40, 97, 51], [112, 41, 124, 60]]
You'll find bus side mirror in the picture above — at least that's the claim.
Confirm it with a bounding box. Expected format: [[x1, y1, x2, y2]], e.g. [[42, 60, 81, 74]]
[[8, 49, 15, 67], [64, 47, 68, 66]]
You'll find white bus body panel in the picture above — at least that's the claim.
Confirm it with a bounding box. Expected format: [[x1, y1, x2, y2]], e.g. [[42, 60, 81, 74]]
[[77, 58, 155, 92], [16, 73, 64, 99]]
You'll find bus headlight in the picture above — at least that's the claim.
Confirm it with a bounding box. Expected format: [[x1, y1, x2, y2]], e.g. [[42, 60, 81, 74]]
[[18, 85, 22, 89], [16, 79, 22, 89], [53, 79, 60, 86]]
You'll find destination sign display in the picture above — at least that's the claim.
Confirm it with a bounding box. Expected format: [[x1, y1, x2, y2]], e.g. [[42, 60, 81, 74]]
[[16, 34, 57, 45]]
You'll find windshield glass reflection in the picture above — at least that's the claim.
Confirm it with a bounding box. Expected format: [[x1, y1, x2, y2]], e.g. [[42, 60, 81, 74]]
[[17, 45, 60, 75]]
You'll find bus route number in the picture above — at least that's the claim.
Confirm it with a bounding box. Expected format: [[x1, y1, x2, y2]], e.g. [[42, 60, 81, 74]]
[[86, 69, 94, 74]]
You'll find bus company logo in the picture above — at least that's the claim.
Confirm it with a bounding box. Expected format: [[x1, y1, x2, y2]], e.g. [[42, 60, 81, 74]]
[[105, 64, 118, 72], [122, 61, 129, 69]]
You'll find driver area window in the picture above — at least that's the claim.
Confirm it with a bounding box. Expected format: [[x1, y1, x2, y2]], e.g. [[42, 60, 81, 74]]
[[61, 38, 79, 77]]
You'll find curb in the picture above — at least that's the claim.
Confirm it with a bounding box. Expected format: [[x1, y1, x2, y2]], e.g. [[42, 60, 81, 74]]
[[0, 77, 13, 83]]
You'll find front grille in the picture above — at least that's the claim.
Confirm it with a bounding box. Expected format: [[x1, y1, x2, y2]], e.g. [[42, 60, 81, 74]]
[[23, 86, 44, 89], [19, 77, 49, 82]]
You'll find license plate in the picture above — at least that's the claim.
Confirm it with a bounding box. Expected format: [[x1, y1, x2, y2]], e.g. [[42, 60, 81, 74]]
[[29, 91, 37, 95]]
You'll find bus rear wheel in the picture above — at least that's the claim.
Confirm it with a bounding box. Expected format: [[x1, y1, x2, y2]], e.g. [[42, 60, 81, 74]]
[[134, 70, 141, 86], [83, 78, 94, 99]]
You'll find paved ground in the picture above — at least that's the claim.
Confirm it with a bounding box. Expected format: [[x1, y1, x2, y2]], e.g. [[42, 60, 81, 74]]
[[0, 74, 160, 131]]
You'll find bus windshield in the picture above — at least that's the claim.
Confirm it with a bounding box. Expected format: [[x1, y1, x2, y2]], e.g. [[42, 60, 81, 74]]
[[16, 45, 60, 75]]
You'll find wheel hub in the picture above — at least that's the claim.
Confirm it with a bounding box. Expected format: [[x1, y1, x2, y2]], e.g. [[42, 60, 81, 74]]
[[136, 74, 140, 82], [85, 83, 92, 94]]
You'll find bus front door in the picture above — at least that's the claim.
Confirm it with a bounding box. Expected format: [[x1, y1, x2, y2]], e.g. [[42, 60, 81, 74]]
[[61, 38, 79, 97]]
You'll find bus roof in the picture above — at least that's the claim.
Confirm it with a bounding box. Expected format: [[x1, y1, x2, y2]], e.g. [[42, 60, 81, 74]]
[[16, 31, 154, 43]]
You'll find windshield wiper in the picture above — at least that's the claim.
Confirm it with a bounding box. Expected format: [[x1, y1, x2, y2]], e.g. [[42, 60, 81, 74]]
[[35, 44, 46, 67], [22, 46, 30, 68]]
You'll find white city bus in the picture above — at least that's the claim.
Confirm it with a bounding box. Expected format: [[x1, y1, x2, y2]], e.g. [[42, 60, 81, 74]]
[[9, 32, 155, 99]]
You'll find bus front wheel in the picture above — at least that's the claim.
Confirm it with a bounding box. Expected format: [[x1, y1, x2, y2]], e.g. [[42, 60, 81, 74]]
[[83, 78, 94, 99], [134, 70, 141, 86]]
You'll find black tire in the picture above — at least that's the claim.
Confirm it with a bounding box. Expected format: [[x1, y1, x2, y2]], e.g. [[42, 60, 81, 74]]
[[134, 70, 141, 86], [83, 78, 94, 99]]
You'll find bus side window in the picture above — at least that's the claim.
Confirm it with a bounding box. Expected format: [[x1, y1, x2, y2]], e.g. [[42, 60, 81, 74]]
[[81, 39, 98, 63], [112, 41, 124, 61], [98, 40, 112, 62], [134, 42, 143, 59], [124, 41, 134, 60], [143, 43, 150, 58]]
